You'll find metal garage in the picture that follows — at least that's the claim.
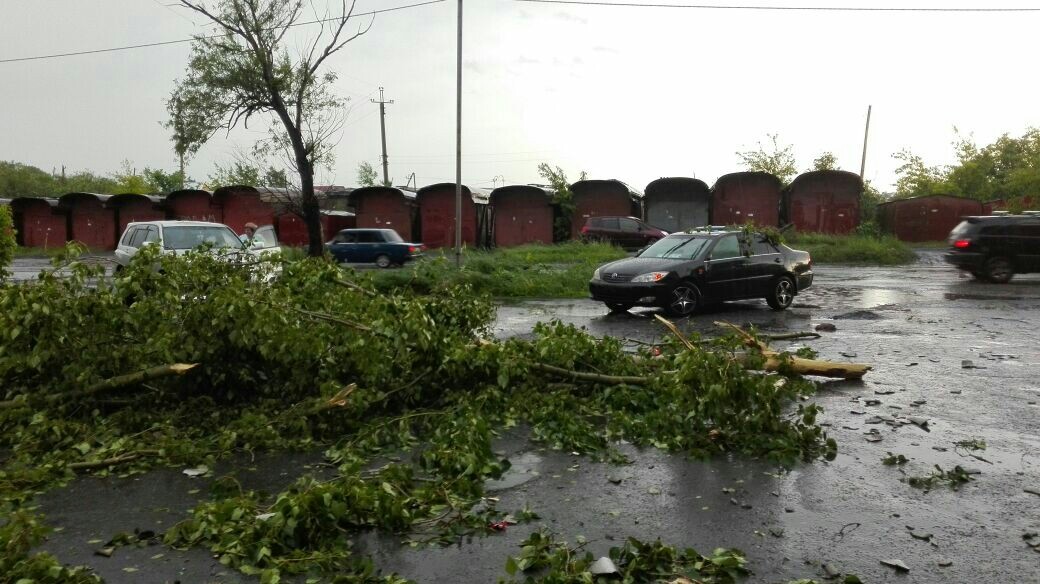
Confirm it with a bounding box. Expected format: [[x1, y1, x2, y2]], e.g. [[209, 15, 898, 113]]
[[59, 193, 116, 250], [10, 197, 66, 249], [710, 172, 782, 227], [213, 186, 276, 236], [489, 185, 554, 247], [569, 179, 643, 239], [783, 170, 862, 234], [348, 186, 417, 242], [877, 195, 983, 242], [165, 189, 220, 223], [644, 177, 711, 232]]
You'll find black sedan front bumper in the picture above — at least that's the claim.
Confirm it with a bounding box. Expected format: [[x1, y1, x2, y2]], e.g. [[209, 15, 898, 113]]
[[588, 280, 671, 306]]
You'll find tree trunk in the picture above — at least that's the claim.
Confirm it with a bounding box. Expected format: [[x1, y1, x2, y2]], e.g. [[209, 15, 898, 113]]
[[298, 161, 324, 257]]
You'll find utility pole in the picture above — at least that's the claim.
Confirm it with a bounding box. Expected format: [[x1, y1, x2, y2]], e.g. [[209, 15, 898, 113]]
[[454, 0, 464, 267], [372, 87, 394, 187], [859, 105, 872, 180]]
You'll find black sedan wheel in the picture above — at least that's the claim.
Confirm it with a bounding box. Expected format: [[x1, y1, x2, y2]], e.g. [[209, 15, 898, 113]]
[[984, 256, 1013, 283], [605, 302, 633, 314], [766, 276, 795, 310], [665, 283, 699, 317], [375, 254, 393, 269]]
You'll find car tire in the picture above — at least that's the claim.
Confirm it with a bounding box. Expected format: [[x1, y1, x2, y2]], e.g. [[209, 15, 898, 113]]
[[665, 282, 700, 317], [375, 254, 392, 269], [984, 256, 1013, 283], [766, 276, 795, 310], [605, 302, 633, 314]]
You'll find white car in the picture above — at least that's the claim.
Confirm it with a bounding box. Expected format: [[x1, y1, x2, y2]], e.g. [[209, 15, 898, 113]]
[[114, 221, 280, 275]]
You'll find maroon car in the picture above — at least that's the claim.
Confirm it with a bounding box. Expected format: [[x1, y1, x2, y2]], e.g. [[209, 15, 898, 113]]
[[579, 216, 667, 249]]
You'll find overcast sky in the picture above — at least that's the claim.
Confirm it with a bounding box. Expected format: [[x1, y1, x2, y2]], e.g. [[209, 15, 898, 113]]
[[2, 0, 1039, 193]]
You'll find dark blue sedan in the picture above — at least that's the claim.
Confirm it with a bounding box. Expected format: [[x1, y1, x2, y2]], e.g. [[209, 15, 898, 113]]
[[327, 228, 424, 268]]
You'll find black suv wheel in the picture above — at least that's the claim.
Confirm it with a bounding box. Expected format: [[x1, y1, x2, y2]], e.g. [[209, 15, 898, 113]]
[[985, 256, 1013, 283]]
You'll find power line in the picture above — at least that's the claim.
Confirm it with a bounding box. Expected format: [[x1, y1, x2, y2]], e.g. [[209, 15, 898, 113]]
[[0, 0, 446, 64], [515, 0, 1040, 12]]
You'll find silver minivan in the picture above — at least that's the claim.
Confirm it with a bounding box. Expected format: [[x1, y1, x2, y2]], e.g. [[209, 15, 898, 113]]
[[114, 221, 279, 271]]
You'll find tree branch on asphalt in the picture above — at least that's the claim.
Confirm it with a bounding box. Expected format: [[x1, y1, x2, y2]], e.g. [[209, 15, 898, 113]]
[[0, 364, 199, 411]]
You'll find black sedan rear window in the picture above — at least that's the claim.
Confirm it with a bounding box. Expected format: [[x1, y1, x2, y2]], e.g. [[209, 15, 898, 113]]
[[639, 236, 712, 259]]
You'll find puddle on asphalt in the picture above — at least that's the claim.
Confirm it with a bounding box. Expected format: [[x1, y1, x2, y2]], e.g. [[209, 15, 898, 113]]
[[944, 292, 1033, 301], [485, 451, 543, 491]]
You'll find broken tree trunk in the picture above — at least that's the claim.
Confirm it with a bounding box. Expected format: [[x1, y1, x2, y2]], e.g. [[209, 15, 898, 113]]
[[713, 321, 871, 380], [0, 363, 199, 411]]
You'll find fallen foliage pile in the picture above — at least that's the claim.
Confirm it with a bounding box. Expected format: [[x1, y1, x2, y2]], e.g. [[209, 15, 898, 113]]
[[0, 245, 836, 582]]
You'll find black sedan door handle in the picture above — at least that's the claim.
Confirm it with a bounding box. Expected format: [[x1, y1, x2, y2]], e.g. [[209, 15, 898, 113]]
[[774, 258, 782, 263]]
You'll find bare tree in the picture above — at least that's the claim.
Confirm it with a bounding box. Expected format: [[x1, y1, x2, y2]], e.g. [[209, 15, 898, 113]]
[[165, 0, 371, 256]]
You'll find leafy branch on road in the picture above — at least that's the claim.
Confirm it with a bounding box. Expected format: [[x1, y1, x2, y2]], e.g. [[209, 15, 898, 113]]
[[0, 246, 839, 581]]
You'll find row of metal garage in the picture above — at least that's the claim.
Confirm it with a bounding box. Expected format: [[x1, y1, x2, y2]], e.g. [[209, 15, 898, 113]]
[[4, 186, 356, 250], [3, 171, 1024, 248], [354, 170, 868, 248]]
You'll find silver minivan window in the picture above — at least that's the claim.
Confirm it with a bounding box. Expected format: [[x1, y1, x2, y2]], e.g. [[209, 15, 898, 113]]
[[162, 226, 243, 250], [129, 228, 148, 248]]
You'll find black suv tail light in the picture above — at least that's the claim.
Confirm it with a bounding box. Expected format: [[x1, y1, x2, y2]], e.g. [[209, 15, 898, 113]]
[[952, 239, 971, 249]]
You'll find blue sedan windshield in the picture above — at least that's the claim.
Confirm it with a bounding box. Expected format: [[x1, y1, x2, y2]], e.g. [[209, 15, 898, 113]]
[[639, 236, 712, 260]]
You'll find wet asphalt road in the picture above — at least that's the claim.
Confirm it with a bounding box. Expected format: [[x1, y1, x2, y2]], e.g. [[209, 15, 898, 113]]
[[31, 253, 1040, 583]]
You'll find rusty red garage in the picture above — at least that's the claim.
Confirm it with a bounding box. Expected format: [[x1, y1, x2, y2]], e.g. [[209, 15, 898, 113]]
[[710, 172, 782, 227], [109, 193, 166, 237], [10, 197, 67, 249], [213, 186, 276, 235], [165, 189, 221, 223], [59, 193, 117, 250], [416, 183, 485, 249], [276, 210, 357, 246], [877, 195, 984, 242], [569, 179, 643, 239], [490, 185, 554, 247], [644, 177, 711, 232], [783, 170, 862, 234], [349, 186, 417, 241]]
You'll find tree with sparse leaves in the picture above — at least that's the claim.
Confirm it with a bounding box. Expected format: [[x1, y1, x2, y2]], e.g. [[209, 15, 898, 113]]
[[356, 161, 382, 187], [736, 134, 797, 185], [809, 152, 839, 172], [165, 0, 371, 257], [538, 163, 587, 242]]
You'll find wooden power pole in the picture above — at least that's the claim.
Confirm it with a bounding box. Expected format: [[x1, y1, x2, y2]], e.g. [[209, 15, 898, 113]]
[[372, 87, 394, 186], [860, 105, 872, 180]]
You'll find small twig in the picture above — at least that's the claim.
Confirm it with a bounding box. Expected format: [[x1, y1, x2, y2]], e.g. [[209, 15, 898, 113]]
[[529, 362, 648, 386], [761, 331, 822, 341], [833, 522, 861, 540], [334, 278, 377, 297], [69, 449, 161, 473]]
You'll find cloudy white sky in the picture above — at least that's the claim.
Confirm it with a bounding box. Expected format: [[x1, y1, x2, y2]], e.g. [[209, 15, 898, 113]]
[[2, 0, 1038, 193]]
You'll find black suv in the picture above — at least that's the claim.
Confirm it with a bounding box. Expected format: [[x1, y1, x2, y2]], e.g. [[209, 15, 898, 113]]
[[589, 229, 813, 316], [944, 214, 1040, 283]]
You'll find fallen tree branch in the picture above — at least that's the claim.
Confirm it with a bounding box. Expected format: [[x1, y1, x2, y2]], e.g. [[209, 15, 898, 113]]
[[529, 362, 648, 386], [713, 321, 871, 380], [0, 363, 199, 411], [69, 449, 160, 473], [652, 314, 696, 351], [335, 278, 377, 298], [761, 331, 822, 341]]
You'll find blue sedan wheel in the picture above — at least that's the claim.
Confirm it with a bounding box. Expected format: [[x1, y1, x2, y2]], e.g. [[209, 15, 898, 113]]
[[375, 254, 392, 268]]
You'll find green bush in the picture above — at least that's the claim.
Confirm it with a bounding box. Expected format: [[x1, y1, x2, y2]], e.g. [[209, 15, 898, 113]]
[[367, 242, 627, 298], [786, 232, 917, 265], [0, 205, 14, 279]]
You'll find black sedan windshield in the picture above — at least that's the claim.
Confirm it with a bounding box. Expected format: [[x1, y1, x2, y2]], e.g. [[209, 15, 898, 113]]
[[639, 236, 712, 260]]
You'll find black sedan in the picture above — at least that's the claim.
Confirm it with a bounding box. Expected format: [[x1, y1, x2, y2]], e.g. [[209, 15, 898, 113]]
[[589, 229, 813, 316]]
